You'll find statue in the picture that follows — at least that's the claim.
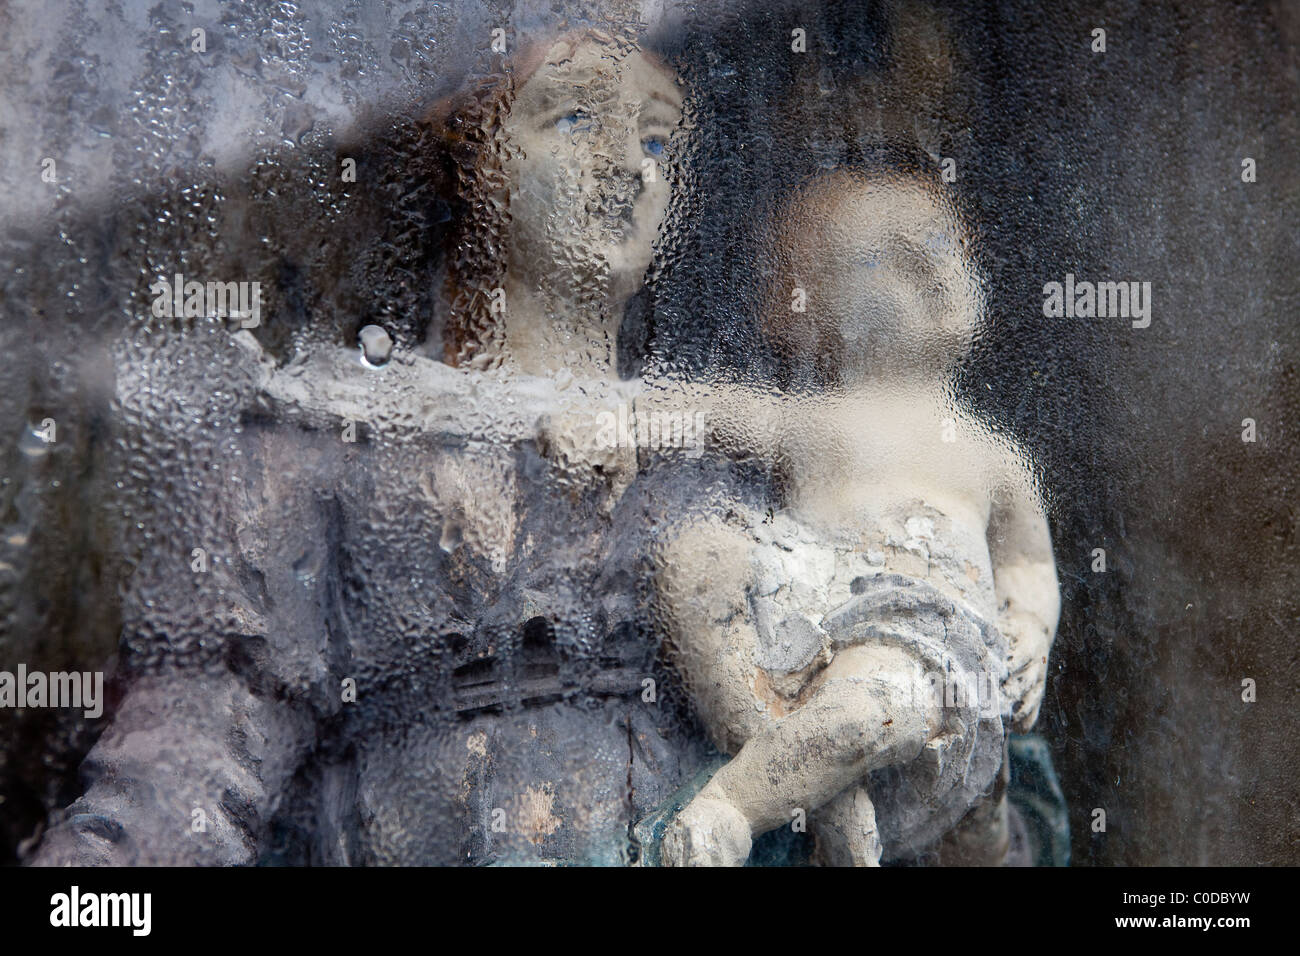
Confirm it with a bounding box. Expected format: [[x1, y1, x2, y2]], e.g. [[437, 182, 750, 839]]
[[30, 29, 690, 866], [29, 33, 1058, 868], [651, 168, 1060, 865]]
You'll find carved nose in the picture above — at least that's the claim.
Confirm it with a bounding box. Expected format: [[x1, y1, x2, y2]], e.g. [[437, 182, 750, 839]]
[[626, 163, 644, 201], [606, 162, 643, 218]]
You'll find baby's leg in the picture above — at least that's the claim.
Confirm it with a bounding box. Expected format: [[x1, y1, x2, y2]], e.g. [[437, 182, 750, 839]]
[[699, 644, 940, 832], [663, 643, 942, 866]]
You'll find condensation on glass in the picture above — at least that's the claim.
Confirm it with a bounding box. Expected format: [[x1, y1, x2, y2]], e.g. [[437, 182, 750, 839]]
[[0, 0, 1295, 867]]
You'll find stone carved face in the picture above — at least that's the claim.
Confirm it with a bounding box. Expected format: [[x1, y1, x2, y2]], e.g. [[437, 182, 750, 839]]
[[765, 170, 982, 385], [501, 37, 683, 311]]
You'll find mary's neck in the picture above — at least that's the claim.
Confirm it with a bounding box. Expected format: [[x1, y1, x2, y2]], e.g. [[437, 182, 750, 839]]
[[499, 273, 624, 381]]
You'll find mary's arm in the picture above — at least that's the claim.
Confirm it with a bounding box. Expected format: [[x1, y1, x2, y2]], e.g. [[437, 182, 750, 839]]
[[30, 419, 341, 866]]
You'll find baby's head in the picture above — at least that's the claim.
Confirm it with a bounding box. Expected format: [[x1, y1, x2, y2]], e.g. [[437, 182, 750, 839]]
[[763, 168, 982, 387]]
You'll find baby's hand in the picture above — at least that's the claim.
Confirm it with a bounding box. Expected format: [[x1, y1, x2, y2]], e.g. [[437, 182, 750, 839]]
[[1001, 621, 1051, 732]]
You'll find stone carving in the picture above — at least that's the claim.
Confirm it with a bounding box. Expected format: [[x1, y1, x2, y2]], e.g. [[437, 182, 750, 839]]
[[30, 30, 688, 867], [28, 35, 1058, 868], [652, 170, 1060, 866]]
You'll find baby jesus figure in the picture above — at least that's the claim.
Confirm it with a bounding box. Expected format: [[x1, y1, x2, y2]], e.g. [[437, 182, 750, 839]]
[[651, 169, 1059, 866]]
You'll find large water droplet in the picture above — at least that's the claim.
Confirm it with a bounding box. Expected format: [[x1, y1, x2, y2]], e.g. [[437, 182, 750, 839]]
[[359, 324, 393, 367]]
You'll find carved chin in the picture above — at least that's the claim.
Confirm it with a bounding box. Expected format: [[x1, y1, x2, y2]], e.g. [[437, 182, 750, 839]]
[[606, 235, 655, 285]]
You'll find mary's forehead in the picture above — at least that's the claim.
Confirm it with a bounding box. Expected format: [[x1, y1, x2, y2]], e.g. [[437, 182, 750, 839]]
[[522, 40, 681, 106]]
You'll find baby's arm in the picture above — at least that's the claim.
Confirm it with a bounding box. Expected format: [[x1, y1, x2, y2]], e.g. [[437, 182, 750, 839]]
[[634, 379, 788, 465], [987, 447, 1061, 732]]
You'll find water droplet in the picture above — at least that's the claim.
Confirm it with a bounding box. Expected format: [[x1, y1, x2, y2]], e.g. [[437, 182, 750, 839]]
[[359, 324, 393, 368]]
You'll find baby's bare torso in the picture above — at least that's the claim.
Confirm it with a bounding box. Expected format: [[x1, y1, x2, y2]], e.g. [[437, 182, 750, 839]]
[[763, 388, 1014, 629]]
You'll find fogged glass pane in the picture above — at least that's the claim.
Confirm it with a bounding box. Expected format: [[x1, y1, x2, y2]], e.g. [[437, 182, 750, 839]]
[[0, 0, 1295, 869]]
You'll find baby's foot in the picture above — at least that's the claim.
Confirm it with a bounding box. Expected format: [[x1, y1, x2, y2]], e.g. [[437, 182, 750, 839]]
[[661, 795, 752, 867], [811, 785, 882, 867]]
